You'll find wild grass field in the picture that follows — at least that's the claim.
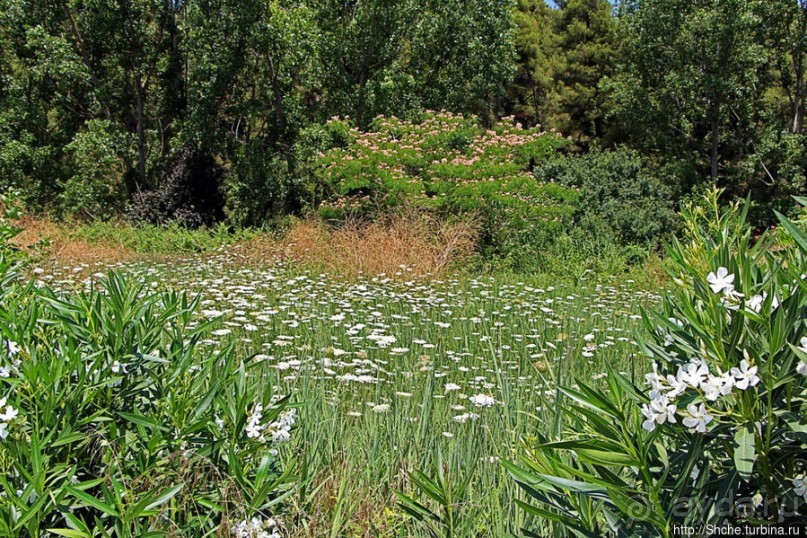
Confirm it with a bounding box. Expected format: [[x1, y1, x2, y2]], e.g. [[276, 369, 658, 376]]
[[25, 245, 660, 536]]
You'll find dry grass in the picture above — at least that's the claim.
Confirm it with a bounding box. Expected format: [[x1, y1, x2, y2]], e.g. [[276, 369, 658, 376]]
[[11, 212, 479, 279], [243, 210, 479, 278], [11, 217, 139, 265]]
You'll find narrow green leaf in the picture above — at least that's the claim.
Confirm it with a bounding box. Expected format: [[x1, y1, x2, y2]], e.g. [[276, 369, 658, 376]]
[[733, 424, 755, 482]]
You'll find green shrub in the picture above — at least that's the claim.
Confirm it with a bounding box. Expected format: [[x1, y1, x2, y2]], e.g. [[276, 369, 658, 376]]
[[0, 266, 296, 536], [223, 143, 301, 228], [534, 147, 678, 247], [506, 190, 807, 536], [58, 120, 133, 220]]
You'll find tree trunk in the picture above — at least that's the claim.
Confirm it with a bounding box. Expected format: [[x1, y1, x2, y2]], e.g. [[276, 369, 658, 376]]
[[793, 59, 803, 134], [356, 50, 370, 127], [710, 103, 719, 183], [136, 80, 148, 191]]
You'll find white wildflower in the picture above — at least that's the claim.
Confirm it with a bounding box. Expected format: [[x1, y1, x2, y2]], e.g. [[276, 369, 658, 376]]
[[468, 394, 496, 407], [371, 404, 390, 414], [453, 412, 480, 423]]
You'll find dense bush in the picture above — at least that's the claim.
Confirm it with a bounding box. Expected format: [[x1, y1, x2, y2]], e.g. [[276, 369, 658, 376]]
[[506, 191, 807, 535], [0, 261, 296, 536], [57, 120, 135, 220], [534, 147, 678, 247], [222, 143, 301, 228], [130, 149, 225, 229]]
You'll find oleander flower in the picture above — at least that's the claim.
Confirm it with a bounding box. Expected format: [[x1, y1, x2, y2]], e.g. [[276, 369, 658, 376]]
[[731, 360, 760, 390], [641, 395, 677, 432], [682, 403, 713, 433], [706, 267, 735, 295]]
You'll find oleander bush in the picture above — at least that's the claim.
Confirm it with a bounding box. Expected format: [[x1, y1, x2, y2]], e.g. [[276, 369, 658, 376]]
[[0, 252, 296, 535], [506, 190, 807, 536]]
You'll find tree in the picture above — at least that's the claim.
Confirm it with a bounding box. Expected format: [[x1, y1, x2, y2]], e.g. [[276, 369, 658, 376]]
[[408, 0, 517, 122], [761, 0, 806, 135], [509, 0, 559, 126], [609, 0, 764, 184], [552, 0, 617, 144]]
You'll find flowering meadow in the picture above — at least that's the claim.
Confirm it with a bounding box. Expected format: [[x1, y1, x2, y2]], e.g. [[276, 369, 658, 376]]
[[1, 190, 806, 536], [1, 242, 659, 536]]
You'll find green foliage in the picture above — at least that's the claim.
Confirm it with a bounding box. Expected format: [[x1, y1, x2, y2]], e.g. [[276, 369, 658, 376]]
[[396, 451, 477, 538], [66, 221, 261, 254], [0, 267, 297, 536], [507, 190, 807, 536], [58, 120, 134, 220], [223, 144, 301, 229], [534, 147, 678, 247], [0, 190, 24, 261], [0, 0, 521, 222], [601, 0, 804, 224]]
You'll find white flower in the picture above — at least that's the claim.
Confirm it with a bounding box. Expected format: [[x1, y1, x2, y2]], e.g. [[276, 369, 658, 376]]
[[665, 371, 689, 399], [468, 394, 496, 407], [668, 318, 684, 328], [0, 366, 10, 378], [797, 362, 807, 376], [245, 404, 263, 439], [0, 422, 7, 440], [707, 267, 735, 295], [266, 409, 296, 443], [746, 292, 767, 313], [453, 412, 480, 423], [682, 403, 713, 433], [641, 395, 677, 432], [111, 361, 128, 374], [798, 337, 807, 355], [371, 404, 390, 414], [583, 333, 595, 342], [699, 369, 735, 401], [233, 516, 282, 538], [0, 405, 18, 423], [731, 360, 760, 390], [679, 360, 710, 389], [645, 363, 665, 399]]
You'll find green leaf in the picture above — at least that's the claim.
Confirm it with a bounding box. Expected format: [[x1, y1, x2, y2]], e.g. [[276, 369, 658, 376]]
[[65, 486, 120, 517], [117, 411, 168, 432], [733, 424, 755, 482], [46, 531, 90, 538], [775, 210, 807, 253]]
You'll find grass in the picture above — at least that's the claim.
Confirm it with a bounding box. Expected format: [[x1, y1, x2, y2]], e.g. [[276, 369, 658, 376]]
[[32, 250, 665, 536], [14, 212, 666, 287]]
